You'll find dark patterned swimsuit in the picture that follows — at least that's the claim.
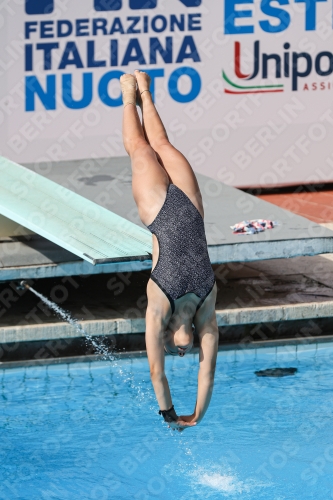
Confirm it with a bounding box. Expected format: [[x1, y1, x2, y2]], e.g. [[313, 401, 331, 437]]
[[146, 183, 215, 314]]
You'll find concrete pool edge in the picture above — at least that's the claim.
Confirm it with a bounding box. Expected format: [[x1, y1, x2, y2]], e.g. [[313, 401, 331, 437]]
[[2, 300, 333, 343], [1, 333, 333, 370]]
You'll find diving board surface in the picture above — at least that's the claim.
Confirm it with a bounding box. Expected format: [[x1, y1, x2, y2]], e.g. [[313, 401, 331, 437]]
[[0, 156, 152, 265]]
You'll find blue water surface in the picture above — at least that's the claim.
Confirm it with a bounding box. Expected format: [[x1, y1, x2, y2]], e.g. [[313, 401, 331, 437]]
[[1, 342, 333, 500]]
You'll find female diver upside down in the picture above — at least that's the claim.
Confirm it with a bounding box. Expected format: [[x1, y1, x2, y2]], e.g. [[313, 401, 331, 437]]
[[120, 70, 219, 432]]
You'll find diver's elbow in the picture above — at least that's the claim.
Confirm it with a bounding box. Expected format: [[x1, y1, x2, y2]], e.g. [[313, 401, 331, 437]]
[[150, 368, 165, 382]]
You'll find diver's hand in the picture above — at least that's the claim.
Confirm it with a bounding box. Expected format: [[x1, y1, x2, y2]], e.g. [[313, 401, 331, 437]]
[[168, 415, 197, 432]]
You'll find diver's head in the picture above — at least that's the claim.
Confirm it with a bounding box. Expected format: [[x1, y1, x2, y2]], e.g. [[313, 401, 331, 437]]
[[164, 325, 194, 357]]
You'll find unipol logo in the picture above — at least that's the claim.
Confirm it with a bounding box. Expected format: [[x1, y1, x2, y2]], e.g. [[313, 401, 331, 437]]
[[25, 0, 201, 15], [222, 39, 333, 93]]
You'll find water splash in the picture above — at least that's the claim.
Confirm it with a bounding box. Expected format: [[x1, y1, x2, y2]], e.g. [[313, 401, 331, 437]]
[[163, 459, 270, 499], [26, 285, 115, 361], [193, 466, 270, 498], [198, 472, 248, 494]]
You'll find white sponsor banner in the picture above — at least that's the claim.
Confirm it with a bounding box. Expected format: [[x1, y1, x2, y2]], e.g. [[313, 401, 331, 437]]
[[0, 0, 332, 188]]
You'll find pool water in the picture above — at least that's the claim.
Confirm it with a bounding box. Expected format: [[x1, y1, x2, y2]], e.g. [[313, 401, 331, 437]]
[[1, 342, 333, 500]]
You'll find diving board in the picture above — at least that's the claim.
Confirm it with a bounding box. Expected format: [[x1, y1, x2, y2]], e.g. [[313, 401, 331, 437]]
[[0, 156, 152, 265]]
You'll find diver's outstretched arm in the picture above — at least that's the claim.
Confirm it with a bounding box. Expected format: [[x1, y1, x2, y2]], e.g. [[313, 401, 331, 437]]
[[146, 307, 173, 411], [145, 280, 173, 411], [176, 287, 219, 429], [177, 316, 218, 429], [194, 317, 219, 423]]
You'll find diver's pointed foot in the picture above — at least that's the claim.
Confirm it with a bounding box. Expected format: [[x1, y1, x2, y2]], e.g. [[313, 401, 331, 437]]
[[120, 73, 137, 108]]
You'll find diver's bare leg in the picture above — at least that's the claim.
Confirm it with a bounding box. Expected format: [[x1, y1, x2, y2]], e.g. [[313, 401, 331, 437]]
[[134, 70, 203, 216], [121, 74, 169, 225]]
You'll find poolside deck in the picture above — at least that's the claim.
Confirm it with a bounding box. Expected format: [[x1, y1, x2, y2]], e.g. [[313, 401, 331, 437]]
[[1, 249, 333, 361], [255, 186, 333, 224], [1, 157, 333, 281]]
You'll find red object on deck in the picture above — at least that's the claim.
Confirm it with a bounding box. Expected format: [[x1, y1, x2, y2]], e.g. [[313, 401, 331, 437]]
[[256, 190, 333, 223]]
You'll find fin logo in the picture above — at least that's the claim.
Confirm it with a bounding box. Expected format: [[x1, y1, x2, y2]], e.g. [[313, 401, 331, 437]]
[[25, 0, 201, 15]]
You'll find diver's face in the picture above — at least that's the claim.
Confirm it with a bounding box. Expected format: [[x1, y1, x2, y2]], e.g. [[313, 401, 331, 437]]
[[164, 342, 193, 357], [164, 326, 195, 357]]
